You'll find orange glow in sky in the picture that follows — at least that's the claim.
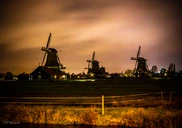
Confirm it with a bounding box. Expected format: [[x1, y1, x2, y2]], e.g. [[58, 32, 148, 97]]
[[0, 0, 182, 74]]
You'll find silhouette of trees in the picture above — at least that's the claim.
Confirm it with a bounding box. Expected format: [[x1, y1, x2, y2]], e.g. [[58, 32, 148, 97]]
[[151, 65, 158, 73], [124, 69, 134, 77], [4, 72, 13, 80], [167, 63, 176, 77], [150, 65, 158, 77], [0, 73, 4, 80], [18, 72, 30, 80]]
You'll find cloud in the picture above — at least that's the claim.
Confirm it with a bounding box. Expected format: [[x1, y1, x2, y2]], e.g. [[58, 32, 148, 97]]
[[0, 0, 182, 74]]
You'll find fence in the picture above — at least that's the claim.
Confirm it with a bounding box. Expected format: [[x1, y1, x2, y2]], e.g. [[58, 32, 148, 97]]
[[0, 91, 180, 115]]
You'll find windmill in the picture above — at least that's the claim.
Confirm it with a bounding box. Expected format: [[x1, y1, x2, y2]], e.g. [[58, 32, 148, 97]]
[[131, 46, 149, 77], [41, 33, 66, 72], [85, 51, 104, 76]]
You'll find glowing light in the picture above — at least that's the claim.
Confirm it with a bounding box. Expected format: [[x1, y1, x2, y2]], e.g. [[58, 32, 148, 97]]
[[60, 74, 67, 80], [90, 73, 94, 77], [68, 79, 95, 82]]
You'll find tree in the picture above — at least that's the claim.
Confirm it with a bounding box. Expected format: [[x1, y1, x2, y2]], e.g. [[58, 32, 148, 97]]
[[0, 73, 5, 80], [151, 65, 158, 73], [124, 69, 134, 77], [4, 72, 13, 80]]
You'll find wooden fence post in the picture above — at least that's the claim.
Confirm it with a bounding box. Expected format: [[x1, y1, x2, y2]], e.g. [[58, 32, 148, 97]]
[[44, 105, 47, 123], [169, 92, 172, 104], [102, 95, 104, 115]]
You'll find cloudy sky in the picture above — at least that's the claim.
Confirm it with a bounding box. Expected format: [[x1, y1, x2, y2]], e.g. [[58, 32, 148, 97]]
[[0, 0, 182, 74]]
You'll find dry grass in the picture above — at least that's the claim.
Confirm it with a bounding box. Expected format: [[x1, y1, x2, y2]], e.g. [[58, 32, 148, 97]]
[[107, 98, 181, 108], [80, 106, 98, 125], [0, 100, 182, 128]]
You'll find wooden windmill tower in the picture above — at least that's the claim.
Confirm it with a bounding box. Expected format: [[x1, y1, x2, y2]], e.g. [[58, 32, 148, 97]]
[[41, 33, 66, 72], [131, 46, 150, 77], [85, 51, 105, 77]]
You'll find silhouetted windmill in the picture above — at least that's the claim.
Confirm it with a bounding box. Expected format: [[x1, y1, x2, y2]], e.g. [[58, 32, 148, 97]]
[[131, 46, 149, 77], [41, 33, 66, 72], [85, 51, 105, 77]]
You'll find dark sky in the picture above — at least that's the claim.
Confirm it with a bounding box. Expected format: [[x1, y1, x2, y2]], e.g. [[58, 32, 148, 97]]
[[0, 0, 182, 74]]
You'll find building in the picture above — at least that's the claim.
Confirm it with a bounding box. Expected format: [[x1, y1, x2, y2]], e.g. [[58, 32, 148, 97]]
[[30, 66, 67, 80]]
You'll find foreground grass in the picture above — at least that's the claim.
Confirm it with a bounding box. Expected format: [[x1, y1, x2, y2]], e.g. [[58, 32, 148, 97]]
[[0, 101, 182, 128]]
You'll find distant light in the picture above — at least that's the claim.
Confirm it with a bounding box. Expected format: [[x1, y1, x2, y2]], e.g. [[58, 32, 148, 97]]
[[105, 74, 111, 78], [60, 74, 67, 80], [68, 79, 95, 82], [90, 73, 94, 77], [62, 75, 66, 78]]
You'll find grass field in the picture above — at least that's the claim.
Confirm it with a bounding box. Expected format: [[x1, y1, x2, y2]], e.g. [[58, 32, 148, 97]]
[[0, 77, 181, 97], [0, 77, 182, 127]]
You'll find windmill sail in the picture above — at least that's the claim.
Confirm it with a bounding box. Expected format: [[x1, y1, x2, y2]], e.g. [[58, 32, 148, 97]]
[[134, 46, 141, 72], [42, 33, 52, 65]]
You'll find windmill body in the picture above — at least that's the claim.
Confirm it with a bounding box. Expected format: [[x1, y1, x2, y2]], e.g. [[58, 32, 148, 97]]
[[91, 60, 100, 74], [41, 33, 66, 72], [45, 50, 59, 67], [85, 51, 105, 78], [131, 46, 150, 77]]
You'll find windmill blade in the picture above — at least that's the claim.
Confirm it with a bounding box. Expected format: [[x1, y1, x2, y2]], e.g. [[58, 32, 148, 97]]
[[133, 46, 141, 73], [41, 33, 52, 66], [131, 57, 137, 60], [56, 53, 66, 69], [87, 60, 92, 62], [46, 33, 52, 50], [56, 53, 64, 68], [92, 51, 95, 61], [42, 53, 47, 66], [136, 46, 141, 59], [56, 53, 61, 65], [134, 60, 137, 72]]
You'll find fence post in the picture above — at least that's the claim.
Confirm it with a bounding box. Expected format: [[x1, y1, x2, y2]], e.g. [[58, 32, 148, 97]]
[[161, 91, 163, 101], [44, 105, 47, 123], [169, 92, 172, 104], [102, 95, 104, 115]]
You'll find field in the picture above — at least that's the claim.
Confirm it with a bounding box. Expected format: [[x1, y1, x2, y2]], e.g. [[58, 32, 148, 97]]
[[0, 77, 182, 127], [0, 77, 181, 97]]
